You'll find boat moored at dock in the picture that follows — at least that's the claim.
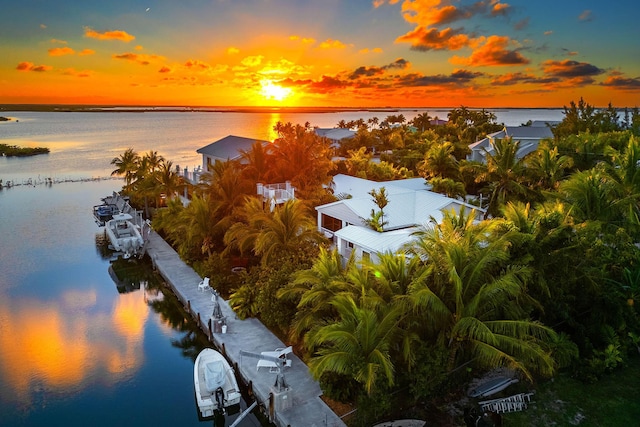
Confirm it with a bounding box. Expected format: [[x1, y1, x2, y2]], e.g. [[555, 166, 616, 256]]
[[194, 348, 241, 418], [105, 212, 144, 259]]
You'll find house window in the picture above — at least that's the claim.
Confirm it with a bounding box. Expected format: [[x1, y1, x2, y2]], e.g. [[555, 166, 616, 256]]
[[362, 251, 370, 261], [321, 214, 342, 232], [347, 241, 354, 249]]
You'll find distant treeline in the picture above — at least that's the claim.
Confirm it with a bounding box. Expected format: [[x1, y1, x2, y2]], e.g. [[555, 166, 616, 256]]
[[0, 143, 49, 157]]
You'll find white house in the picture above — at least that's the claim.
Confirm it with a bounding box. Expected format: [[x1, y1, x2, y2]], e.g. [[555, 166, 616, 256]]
[[194, 135, 295, 205], [197, 135, 271, 171], [467, 125, 555, 163], [316, 174, 483, 264]]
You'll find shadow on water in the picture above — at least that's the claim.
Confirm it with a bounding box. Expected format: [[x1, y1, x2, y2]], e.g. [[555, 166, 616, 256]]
[[104, 251, 272, 427]]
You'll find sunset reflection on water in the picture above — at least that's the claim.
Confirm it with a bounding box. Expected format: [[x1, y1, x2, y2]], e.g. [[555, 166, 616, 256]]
[[0, 286, 149, 405]]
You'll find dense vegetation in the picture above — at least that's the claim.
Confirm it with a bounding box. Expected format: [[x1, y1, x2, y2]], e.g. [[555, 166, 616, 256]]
[[113, 100, 640, 425], [0, 143, 49, 156]]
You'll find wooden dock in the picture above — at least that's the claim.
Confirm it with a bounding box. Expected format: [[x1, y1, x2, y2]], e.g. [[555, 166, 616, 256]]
[[102, 191, 345, 426]]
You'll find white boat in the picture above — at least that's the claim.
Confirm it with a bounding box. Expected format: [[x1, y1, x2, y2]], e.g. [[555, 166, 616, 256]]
[[105, 213, 144, 259], [194, 348, 241, 417]]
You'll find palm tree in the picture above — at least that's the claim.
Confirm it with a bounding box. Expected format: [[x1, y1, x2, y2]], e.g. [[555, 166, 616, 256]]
[[405, 209, 557, 380], [308, 294, 403, 396], [270, 122, 335, 198], [110, 148, 140, 189], [524, 142, 573, 190], [558, 165, 623, 224], [224, 196, 270, 259], [238, 141, 273, 184], [418, 141, 460, 180], [152, 160, 186, 206], [477, 137, 531, 218], [253, 198, 325, 265], [278, 247, 355, 343]]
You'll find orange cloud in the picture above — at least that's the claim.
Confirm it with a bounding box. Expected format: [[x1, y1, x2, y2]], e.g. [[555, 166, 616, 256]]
[[78, 49, 95, 56], [50, 39, 67, 44], [319, 39, 350, 49], [16, 61, 52, 72], [490, 71, 555, 86], [241, 55, 264, 67], [373, 0, 402, 7], [450, 35, 529, 66], [359, 47, 384, 54], [397, 26, 471, 51], [602, 72, 640, 91], [63, 68, 92, 78], [159, 66, 171, 73], [542, 59, 604, 87], [84, 26, 135, 42], [491, 2, 510, 16], [184, 59, 211, 70], [112, 52, 163, 65], [542, 59, 603, 78], [290, 35, 316, 44], [48, 46, 75, 56], [227, 47, 240, 55]]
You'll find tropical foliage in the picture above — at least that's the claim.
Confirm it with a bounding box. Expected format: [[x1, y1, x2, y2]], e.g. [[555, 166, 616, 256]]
[[116, 102, 640, 425]]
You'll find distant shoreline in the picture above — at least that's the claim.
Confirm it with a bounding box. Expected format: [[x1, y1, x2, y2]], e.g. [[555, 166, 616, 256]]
[[0, 104, 567, 114]]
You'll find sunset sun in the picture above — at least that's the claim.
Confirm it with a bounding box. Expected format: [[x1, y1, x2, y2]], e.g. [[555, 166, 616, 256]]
[[260, 80, 292, 103]]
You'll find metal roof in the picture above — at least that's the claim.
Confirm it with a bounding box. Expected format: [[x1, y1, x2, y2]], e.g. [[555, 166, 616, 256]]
[[315, 128, 356, 141], [318, 175, 478, 230], [334, 225, 418, 254], [196, 135, 270, 161]]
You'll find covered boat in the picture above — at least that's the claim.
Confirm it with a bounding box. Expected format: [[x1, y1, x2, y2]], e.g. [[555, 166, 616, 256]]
[[194, 348, 241, 417], [468, 376, 519, 398], [105, 213, 144, 259]]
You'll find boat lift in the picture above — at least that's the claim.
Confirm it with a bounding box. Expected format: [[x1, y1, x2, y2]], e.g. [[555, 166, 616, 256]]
[[239, 350, 289, 392]]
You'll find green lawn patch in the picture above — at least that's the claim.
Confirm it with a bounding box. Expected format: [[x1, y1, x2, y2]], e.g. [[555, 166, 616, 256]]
[[504, 357, 640, 426]]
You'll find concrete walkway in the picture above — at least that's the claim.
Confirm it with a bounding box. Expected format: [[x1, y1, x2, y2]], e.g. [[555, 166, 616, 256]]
[[145, 228, 346, 427]]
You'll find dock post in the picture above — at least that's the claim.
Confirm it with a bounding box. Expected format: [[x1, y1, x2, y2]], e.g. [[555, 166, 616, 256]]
[[269, 392, 274, 422]]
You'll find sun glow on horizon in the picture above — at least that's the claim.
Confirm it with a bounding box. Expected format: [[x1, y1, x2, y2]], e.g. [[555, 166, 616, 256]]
[[260, 80, 292, 103]]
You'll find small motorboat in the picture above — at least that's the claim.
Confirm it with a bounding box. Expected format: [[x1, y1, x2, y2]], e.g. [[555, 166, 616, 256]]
[[105, 213, 144, 259], [93, 203, 118, 226], [194, 348, 241, 418], [468, 376, 519, 398]]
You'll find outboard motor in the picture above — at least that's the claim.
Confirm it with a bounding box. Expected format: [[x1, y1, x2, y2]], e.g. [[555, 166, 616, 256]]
[[214, 386, 225, 412]]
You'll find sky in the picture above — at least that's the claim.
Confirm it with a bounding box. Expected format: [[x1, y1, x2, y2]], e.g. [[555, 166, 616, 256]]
[[1, 0, 639, 108]]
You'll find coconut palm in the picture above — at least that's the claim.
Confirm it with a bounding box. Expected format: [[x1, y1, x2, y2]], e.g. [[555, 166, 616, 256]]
[[110, 148, 140, 189], [406, 209, 557, 380], [253, 198, 325, 265], [278, 247, 355, 343], [308, 294, 404, 396], [524, 142, 573, 190], [151, 160, 186, 206], [238, 140, 273, 184], [558, 165, 624, 224], [477, 137, 532, 218], [418, 141, 460, 180]]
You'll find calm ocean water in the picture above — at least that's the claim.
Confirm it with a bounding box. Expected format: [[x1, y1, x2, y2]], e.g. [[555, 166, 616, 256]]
[[0, 108, 565, 183], [0, 183, 263, 427]]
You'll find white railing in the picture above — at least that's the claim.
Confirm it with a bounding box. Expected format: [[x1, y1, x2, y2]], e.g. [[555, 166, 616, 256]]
[[256, 181, 295, 204]]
